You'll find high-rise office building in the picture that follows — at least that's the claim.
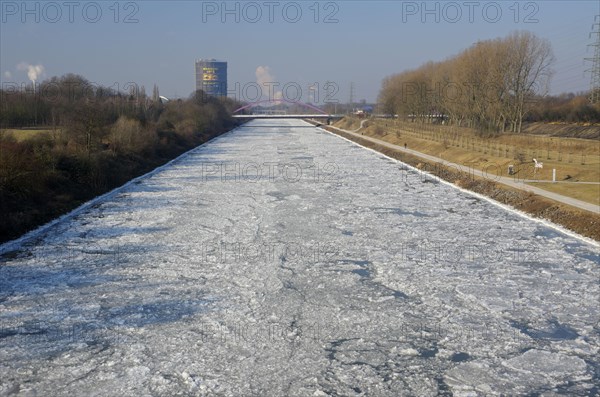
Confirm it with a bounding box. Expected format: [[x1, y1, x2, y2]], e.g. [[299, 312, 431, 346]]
[[195, 59, 227, 97]]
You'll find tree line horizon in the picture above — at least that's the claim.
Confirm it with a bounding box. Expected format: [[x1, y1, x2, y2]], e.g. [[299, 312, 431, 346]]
[[378, 30, 600, 132]]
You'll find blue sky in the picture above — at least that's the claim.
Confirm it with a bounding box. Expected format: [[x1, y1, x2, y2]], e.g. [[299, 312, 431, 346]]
[[1, 1, 598, 103]]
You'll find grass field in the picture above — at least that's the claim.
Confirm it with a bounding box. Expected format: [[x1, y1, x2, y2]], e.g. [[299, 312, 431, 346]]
[[320, 121, 600, 241], [1, 128, 60, 142], [525, 182, 600, 206], [336, 117, 600, 205]]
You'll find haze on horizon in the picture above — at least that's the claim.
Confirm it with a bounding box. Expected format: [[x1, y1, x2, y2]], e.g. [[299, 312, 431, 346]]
[[1, 1, 598, 103]]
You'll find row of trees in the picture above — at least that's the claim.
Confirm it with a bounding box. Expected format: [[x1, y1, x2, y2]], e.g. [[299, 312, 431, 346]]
[[0, 74, 240, 243], [526, 93, 600, 123], [1, 75, 150, 128], [379, 31, 555, 133]]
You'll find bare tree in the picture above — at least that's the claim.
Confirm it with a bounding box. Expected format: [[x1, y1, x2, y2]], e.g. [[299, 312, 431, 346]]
[[503, 31, 554, 132], [152, 84, 160, 103], [378, 31, 554, 134]]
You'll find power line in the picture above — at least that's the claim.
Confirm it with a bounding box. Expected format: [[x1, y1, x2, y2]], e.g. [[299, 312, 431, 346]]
[[584, 15, 600, 103]]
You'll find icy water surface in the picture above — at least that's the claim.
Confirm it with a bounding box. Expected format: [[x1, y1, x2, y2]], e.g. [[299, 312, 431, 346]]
[[1, 119, 599, 396]]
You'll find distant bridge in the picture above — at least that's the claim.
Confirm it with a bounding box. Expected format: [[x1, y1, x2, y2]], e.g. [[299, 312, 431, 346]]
[[233, 114, 343, 120], [232, 98, 342, 121]]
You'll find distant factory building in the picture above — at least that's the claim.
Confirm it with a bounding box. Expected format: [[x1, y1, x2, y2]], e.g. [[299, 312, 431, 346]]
[[195, 59, 227, 97]]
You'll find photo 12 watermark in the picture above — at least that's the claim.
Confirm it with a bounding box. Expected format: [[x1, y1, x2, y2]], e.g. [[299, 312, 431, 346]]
[[233, 80, 339, 105], [394, 319, 534, 347], [198, 161, 339, 183], [188, 240, 342, 265], [0, 319, 130, 347], [194, 80, 340, 105], [398, 237, 541, 265], [29, 241, 125, 269], [197, 319, 339, 346], [397, 80, 543, 106], [1, 1, 140, 24], [200, 1, 339, 24], [400, 1, 540, 24], [1, 80, 146, 104]]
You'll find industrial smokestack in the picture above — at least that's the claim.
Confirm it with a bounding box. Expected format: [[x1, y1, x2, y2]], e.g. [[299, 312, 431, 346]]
[[17, 62, 45, 93]]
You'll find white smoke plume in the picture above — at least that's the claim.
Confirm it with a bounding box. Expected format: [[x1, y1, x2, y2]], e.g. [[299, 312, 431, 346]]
[[17, 62, 45, 83], [255, 65, 275, 86], [255, 66, 282, 102]]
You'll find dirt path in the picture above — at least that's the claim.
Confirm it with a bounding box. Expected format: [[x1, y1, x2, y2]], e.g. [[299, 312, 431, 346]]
[[328, 124, 600, 214]]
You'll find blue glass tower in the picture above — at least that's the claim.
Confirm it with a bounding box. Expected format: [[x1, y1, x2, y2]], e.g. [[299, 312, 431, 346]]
[[195, 59, 227, 97]]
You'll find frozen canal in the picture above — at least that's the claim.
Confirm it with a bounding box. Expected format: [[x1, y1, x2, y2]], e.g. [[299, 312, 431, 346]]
[[1, 119, 599, 396]]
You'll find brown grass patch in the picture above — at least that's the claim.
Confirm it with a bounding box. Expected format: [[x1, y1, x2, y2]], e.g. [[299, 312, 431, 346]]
[[313, 121, 600, 241]]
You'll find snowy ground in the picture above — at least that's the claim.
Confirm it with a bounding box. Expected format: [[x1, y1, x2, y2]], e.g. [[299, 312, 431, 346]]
[[0, 119, 599, 396]]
